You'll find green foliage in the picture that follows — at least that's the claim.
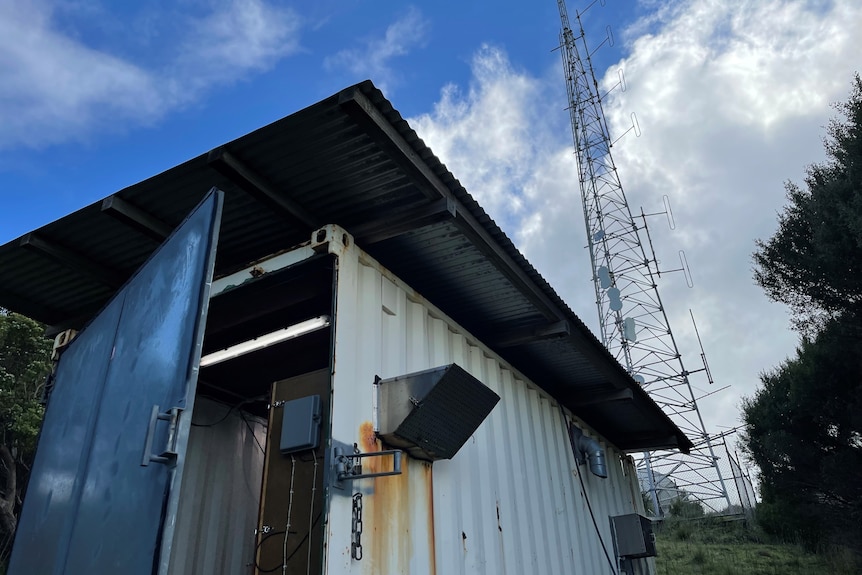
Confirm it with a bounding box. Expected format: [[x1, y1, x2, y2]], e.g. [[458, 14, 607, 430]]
[[0, 311, 51, 559], [642, 490, 656, 516], [746, 75, 862, 559], [741, 314, 862, 553], [753, 75, 862, 334], [668, 496, 705, 519], [0, 312, 50, 457], [655, 518, 860, 575]]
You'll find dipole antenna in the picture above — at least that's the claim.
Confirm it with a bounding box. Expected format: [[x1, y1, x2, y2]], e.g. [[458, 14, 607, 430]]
[[556, 0, 734, 515]]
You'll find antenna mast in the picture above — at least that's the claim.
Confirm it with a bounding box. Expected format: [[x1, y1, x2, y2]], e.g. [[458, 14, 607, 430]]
[[556, 0, 733, 515]]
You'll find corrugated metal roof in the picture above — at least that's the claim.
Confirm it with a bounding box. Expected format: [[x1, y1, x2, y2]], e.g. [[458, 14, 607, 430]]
[[0, 80, 691, 453]]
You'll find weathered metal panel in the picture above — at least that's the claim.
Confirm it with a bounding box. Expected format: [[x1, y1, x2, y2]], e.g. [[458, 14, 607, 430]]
[[9, 190, 223, 575], [0, 81, 689, 455], [167, 398, 266, 575], [329, 239, 652, 575]]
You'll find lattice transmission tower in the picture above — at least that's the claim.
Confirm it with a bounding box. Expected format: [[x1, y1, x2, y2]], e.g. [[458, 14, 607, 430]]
[[556, 0, 733, 515]]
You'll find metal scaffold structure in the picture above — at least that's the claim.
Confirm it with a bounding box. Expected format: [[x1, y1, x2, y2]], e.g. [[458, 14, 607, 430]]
[[556, 0, 737, 515]]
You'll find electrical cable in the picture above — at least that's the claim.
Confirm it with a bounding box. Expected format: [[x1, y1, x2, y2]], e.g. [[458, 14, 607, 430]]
[[190, 397, 253, 427], [306, 450, 318, 575], [254, 513, 323, 572], [560, 404, 619, 575], [238, 410, 266, 455], [282, 454, 296, 575], [253, 530, 288, 573]]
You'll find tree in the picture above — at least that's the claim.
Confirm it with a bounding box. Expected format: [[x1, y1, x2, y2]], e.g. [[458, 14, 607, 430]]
[[741, 315, 862, 551], [0, 311, 51, 561], [746, 75, 862, 557], [753, 74, 862, 335]]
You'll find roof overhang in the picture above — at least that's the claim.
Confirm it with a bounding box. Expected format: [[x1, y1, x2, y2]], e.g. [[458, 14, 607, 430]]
[[0, 81, 692, 454]]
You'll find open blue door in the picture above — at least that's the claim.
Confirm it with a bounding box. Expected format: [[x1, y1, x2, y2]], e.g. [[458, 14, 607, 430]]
[[8, 189, 223, 575]]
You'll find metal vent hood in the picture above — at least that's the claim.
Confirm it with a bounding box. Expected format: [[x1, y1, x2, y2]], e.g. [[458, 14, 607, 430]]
[[376, 364, 500, 462]]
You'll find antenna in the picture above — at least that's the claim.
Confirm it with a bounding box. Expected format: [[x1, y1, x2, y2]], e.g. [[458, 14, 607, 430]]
[[556, 0, 737, 517], [690, 310, 714, 385]]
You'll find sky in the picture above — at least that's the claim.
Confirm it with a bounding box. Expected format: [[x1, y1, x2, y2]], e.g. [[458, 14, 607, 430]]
[[1, 0, 861, 454]]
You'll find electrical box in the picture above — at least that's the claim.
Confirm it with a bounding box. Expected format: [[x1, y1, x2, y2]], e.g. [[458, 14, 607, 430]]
[[279, 395, 322, 454], [611, 513, 657, 558]]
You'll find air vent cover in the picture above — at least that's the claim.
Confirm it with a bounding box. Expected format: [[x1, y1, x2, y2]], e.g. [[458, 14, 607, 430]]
[[377, 364, 500, 461]]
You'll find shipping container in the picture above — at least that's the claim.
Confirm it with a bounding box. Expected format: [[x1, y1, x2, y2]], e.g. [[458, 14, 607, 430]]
[[2, 82, 688, 575]]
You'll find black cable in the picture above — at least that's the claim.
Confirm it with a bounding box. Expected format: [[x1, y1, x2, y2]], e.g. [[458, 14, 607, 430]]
[[253, 513, 322, 572], [238, 410, 266, 455], [560, 404, 619, 575], [191, 393, 267, 427], [253, 530, 288, 573], [190, 398, 246, 427], [287, 512, 322, 562]]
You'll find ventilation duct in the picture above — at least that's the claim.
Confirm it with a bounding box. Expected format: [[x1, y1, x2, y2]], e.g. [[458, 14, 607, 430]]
[[570, 426, 608, 478], [376, 364, 500, 462]]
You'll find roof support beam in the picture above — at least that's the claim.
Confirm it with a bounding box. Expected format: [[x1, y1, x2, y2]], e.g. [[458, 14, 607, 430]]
[[338, 86, 562, 322], [101, 195, 173, 241], [353, 198, 457, 245], [0, 286, 63, 323], [207, 147, 319, 230], [569, 388, 634, 407], [340, 85, 691, 452], [492, 320, 571, 348], [624, 434, 689, 454], [20, 234, 124, 289]]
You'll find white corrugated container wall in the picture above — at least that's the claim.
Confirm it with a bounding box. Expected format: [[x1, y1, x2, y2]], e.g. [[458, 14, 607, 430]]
[[167, 398, 266, 575], [326, 231, 653, 575]]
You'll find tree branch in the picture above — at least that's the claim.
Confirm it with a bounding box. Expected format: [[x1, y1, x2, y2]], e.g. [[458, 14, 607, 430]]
[[0, 443, 17, 536]]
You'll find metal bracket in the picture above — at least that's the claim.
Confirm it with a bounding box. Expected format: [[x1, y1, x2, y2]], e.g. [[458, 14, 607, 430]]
[[330, 440, 402, 491]]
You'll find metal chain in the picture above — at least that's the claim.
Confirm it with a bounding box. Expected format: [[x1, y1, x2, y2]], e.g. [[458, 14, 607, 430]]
[[351, 492, 363, 560]]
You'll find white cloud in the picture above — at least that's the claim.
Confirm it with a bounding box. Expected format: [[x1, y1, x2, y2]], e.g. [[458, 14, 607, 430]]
[[0, 0, 302, 149], [409, 0, 862, 441], [0, 2, 163, 148], [410, 45, 562, 230], [324, 7, 429, 93], [601, 0, 862, 433], [170, 0, 302, 98]]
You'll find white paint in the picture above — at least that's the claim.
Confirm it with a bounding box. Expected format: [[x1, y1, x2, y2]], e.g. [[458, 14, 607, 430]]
[[210, 244, 316, 297], [327, 227, 652, 575]]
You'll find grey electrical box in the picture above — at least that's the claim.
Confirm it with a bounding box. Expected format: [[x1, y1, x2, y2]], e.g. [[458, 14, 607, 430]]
[[611, 513, 657, 558], [279, 395, 322, 455]]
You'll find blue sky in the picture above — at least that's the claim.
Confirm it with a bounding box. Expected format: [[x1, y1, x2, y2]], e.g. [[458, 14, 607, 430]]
[[2, 0, 861, 446], [0, 0, 638, 233]]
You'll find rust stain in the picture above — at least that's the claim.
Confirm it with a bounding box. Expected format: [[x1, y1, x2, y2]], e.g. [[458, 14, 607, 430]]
[[425, 462, 437, 575], [359, 420, 378, 452], [357, 421, 438, 574], [370, 452, 411, 574], [359, 420, 383, 475]]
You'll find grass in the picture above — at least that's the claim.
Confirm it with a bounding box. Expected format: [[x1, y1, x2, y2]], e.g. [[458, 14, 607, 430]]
[[654, 516, 859, 575]]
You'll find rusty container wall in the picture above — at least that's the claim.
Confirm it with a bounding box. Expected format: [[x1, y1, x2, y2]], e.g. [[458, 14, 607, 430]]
[[327, 230, 652, 575]]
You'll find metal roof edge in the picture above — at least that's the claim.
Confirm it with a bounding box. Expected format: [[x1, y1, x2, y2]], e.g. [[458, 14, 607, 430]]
[[348, 80, 693, 453]]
